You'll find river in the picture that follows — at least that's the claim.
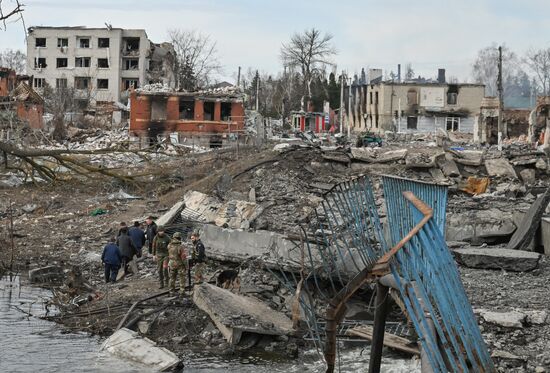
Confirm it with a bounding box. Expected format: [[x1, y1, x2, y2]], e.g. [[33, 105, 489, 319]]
[[0, 275, 420, 372]]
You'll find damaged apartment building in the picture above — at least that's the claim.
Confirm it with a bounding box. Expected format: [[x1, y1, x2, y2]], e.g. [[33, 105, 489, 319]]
[[129, 88, 245, 147], [347, 68, 485, 134], [26, 26, 176, 106]]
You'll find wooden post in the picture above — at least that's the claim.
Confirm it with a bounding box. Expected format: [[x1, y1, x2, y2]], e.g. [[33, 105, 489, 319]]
[[368, 282, 390, 373]]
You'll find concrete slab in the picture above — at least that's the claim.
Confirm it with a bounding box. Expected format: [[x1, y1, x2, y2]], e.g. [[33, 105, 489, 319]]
[[484, 158, 518, 179], [478, 310, 526, 328], [507, 189, 550, 251], [541, 217, 550, 256], [193, 283, 293, 344], [453, 247, 541, 272], [156, 201, 186, 227], [101, 328, 180, 371]]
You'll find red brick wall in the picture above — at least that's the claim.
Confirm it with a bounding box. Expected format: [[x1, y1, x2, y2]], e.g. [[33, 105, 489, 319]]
[[0, 70, 16, 97], [194, 100, 204, 121], [16, 102, 44, 129], [129, 91, 151, 133], [214, 101, 221, 121], [231, 102, 245, 129]]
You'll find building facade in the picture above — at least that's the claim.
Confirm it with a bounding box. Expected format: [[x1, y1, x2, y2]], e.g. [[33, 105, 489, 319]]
[[349, 81, 485, 134], [26, 26, 175, 104], [129, 88, 245, 146]]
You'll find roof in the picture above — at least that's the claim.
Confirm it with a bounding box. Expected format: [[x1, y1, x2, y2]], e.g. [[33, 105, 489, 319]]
[[373, 81, 485, 88], [28, 26, 148, 37], [10, 82, 44, 104]]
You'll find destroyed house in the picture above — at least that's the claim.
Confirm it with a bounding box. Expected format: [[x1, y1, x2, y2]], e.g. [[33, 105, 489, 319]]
[[129, 89, 245, 140], [291, 111, 328, 133], [0, 67, 17, 97], [347, 69, 485, 134]]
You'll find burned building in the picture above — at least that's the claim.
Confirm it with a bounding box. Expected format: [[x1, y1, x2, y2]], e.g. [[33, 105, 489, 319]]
[[129, 88, 245, 147], [26, 26, 176, 104], [346, 69, 485, 134]]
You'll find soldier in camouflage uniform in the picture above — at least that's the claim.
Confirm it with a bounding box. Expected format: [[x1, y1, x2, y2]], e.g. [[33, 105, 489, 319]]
[[168, 232, 188, 296], [152, 226, 171, 289]]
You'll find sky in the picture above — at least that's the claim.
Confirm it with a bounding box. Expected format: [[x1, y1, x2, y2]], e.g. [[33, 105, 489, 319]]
[[1, 0, 550, 83]]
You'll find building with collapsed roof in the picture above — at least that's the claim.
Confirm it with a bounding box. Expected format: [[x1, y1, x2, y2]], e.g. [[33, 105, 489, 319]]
[[129, 87, 245, 146], [26, 26, 176, 105], [0, 67, 44, 130], [347, 69, 485, 134]]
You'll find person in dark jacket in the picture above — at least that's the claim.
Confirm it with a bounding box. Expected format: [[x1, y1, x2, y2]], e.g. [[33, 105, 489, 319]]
[[190, 232, 206, 284], [117, 221, 127, 237], [101, 237, 121, 283], [129, 221, 146, 257], [117, 227, 136, 275], [145, 216, 158, 256]]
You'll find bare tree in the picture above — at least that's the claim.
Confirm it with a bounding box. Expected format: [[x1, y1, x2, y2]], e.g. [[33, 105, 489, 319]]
[[471, 43, 521, 96], [525, 47, 550, 95], [167, 29, 222, 90], [280, 28, 336, 99], [404, 63, 415, 80], [0, 49, 25, 73], [0, 0, 24, 29]]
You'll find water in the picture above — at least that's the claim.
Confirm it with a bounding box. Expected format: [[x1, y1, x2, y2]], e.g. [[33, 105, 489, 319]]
[[0, 275, 420, 372]]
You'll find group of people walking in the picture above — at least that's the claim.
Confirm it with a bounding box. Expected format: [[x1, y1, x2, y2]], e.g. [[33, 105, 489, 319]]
[[101, 216, 206, 296]]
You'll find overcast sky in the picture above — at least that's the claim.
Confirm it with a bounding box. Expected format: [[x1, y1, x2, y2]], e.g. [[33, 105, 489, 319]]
[[1, 0, 550, 82]]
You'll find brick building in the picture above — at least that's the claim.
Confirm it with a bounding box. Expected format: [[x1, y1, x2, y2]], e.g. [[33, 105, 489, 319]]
[[129, 89, 245, 146], [0, 67, 17, 97]]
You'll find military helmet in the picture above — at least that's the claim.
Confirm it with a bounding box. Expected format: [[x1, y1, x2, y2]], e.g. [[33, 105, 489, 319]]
[[157, 225, 165, 232], [173, 232, 182, 239]]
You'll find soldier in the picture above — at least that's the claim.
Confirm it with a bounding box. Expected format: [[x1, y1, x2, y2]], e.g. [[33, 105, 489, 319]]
[[190, 232, 206, 284], [168, 232, 188, 296], [152, 225, 171, 289], [145, 216, 158, 256]]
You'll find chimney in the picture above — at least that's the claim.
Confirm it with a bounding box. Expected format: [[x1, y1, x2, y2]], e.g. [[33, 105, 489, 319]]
[[438, 68, 446, 84], [397, 64, 401, 82]]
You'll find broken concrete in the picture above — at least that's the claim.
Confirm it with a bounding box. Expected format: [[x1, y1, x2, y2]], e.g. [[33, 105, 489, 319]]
[[519, 168, 536, 185], [156, 201, 186, 227], [484, 158, 518, 179], [193, 283, 293, 344], [101, 328, 180, 371], [479, 310, 527, 328], [453, 247, 541, 272], [452, 150, 483, 166], [507, 189, 550, 251], [446, 209, 516, 243], [438, 158, 460, 177]]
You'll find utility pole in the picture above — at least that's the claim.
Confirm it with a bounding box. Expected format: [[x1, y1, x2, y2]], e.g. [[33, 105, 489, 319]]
[[255, 70, 260, 111], [497, 46, 504, 151], [339, 70, 344, 134], [237, 66, 241, 88], [348, 76, 352, 138]]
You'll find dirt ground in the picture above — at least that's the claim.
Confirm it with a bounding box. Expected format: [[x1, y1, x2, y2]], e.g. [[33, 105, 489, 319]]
[[1, 143, 550, 372]]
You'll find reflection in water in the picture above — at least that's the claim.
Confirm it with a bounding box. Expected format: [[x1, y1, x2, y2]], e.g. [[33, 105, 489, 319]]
[[0, 276, 420, 372]]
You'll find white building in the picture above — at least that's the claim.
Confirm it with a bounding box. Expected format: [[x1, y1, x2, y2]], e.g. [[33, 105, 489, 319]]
[[26, 26, 176, 104]]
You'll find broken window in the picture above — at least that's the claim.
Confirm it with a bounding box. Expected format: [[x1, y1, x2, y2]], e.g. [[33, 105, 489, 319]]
[[34, 57, 47, 68], [203, 101, 215, 121], [375, 114, 379, 128], [123, 38, 140, 52], [221, 102, 232, 121], [74, 77, 91, 90], [98, 38, 110, 48], [56, 78, 67, 89], [123, 59, 139, 70], [56, 58, 68, 68], [447, 85, 458, 105], [35, 38, 46, 47], [151, 98, 167, 121], [79, 38, 90, 48], [369, 91, 373, 104], [179, 98, 195, 120], [33, 78, 45, 88], [97, 79, 109, 89], [122, 79, 139, 90], [407, 116, 418, 130], [446, 117, 460, 131], [407, 89, 418, 105], [375, 92, 379, 105], [57, 38, 68, 48], [97, 58, 109, 68], [75, 57, 91, 68]]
